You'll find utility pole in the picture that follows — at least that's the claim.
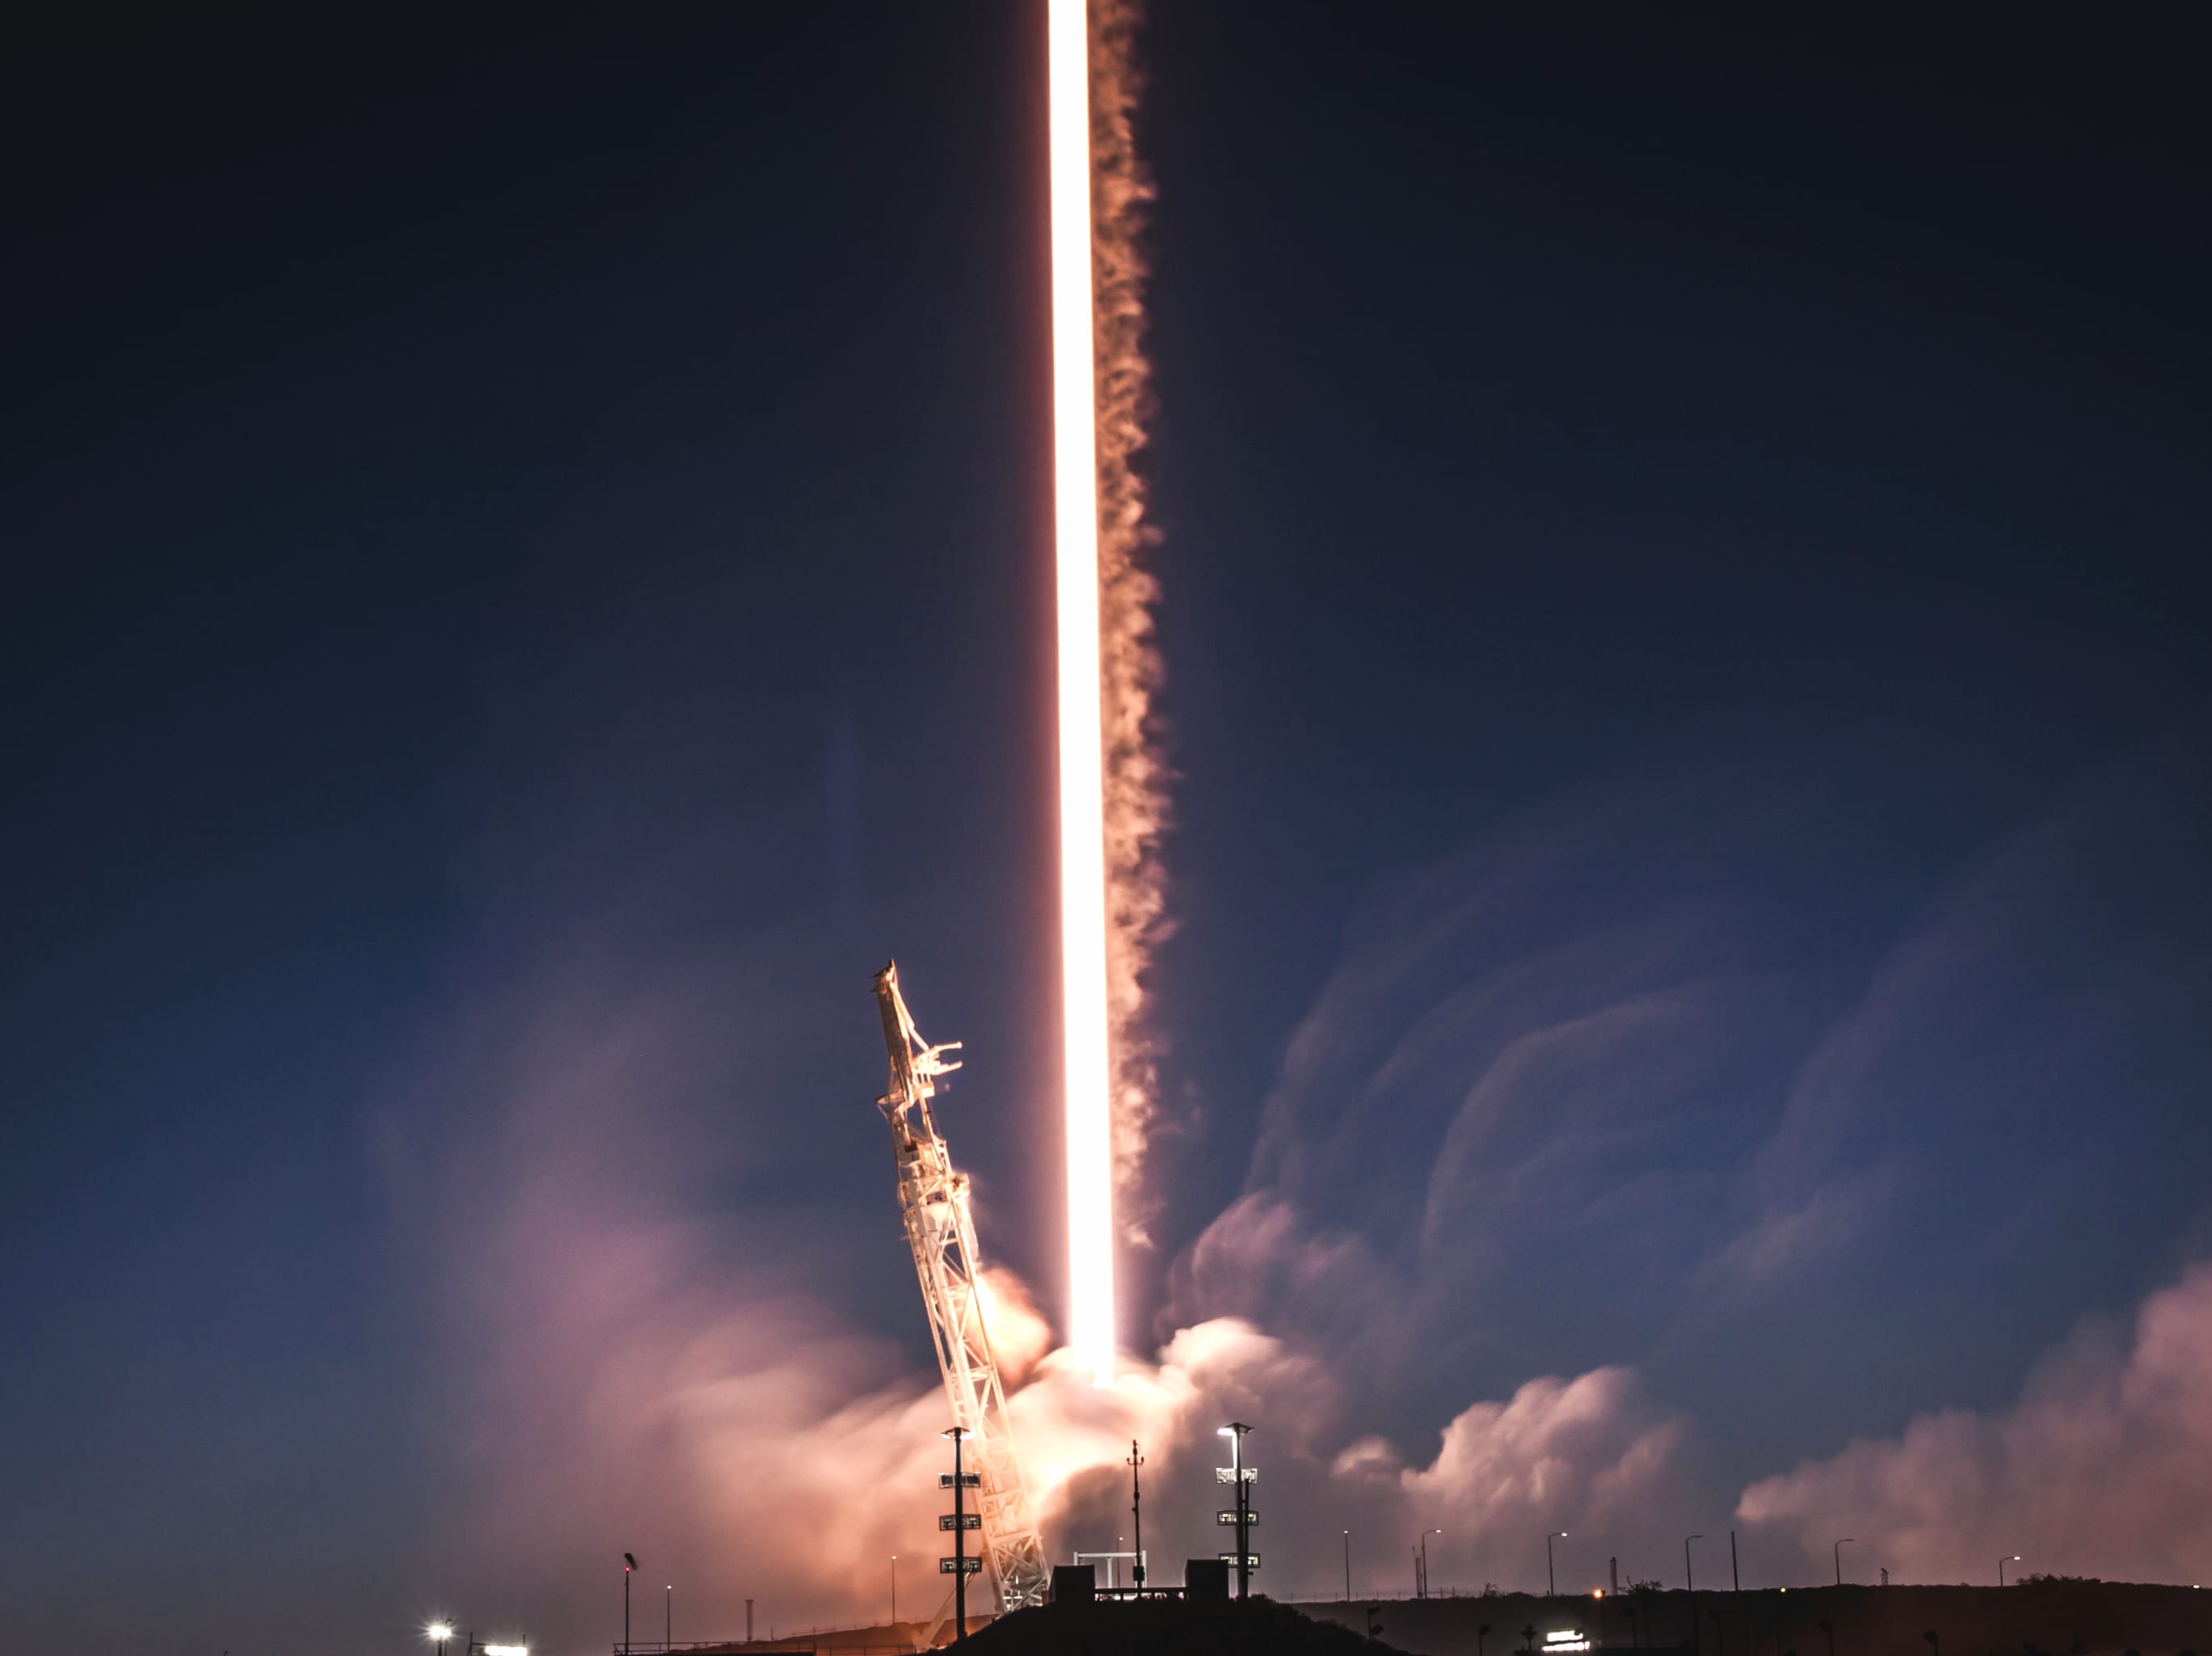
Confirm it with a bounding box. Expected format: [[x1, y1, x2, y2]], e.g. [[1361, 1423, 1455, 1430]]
[[1128, 1440, 1145, 1590], [1344, 1531, 1353, 1603], [665, 1582, 672, 1650], [1731, 1532, 1739, 1593]]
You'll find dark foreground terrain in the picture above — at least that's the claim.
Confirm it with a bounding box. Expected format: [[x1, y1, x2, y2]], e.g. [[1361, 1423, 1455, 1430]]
[[1293, 1583, 2210, 1656], [964, 1594, 1413, 1655]]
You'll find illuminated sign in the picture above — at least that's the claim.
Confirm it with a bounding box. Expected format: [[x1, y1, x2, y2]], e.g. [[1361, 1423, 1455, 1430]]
[[1543, 1633, 1590, 1653], [1216, 1511, 1260, 1525]]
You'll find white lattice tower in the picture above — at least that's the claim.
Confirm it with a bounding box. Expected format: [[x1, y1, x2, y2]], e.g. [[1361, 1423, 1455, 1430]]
[[871, 962, 1051, 1613]]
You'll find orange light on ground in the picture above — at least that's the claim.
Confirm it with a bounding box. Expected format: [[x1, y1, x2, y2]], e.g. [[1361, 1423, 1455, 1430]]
[[1047, 0, 1115, 1383]]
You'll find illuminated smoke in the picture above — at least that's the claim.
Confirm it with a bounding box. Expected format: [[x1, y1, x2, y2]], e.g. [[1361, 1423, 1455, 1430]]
[[1087, 0, 1169, 1229], [1051, 0, 1169, 1382]]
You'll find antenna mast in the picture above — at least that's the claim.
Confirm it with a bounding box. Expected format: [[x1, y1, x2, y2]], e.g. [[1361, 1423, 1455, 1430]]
[[871, 961, 1051, 1614]]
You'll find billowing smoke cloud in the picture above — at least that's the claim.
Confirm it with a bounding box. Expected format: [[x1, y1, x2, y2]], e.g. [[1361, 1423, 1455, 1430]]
[[1088, 0, 1173, 1233], [374, 879, 1688, 1638], [1738, 1265, 2212, 1586], [377, 723, 2209, 1642]]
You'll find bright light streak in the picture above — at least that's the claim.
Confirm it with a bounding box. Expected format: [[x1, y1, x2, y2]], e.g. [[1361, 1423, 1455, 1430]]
[[1048, 0, 1115, 1383]]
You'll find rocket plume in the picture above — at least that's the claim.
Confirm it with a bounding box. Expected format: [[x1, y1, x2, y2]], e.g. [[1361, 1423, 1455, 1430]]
[[1050, 0, 1167, 1383]]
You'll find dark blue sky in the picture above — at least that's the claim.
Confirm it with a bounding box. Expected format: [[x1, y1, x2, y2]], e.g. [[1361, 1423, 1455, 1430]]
[[3, 6, 2206, 1650]]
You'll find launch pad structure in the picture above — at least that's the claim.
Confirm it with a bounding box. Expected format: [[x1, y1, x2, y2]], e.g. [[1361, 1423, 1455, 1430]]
[[870, 962, 1052, 1615]]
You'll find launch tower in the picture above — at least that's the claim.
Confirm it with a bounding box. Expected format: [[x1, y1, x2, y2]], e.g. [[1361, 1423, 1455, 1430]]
[[871, 962, 1051, 1613]]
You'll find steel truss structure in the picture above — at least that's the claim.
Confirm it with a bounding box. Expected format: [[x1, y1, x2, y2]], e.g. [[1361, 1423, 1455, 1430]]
[[871, 962, 1051, 1613]]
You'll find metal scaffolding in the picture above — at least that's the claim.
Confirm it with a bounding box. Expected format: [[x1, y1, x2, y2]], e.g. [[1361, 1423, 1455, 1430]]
[[871, 962, 1051, 1614]]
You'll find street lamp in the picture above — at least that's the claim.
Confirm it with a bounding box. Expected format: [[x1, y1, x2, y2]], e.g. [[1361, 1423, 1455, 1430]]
[[1834, 1540, 1854, 1586], [666, 1584, 673, 1650], [1344, 1531, 1352, 1603], [891, 1557, 898, 1626], [1999, 1555, 2020, 1587], [623, 1553, 638, 1656], [1686, 1535, 1704, 1656], [1419, 1529, 1443, 1599], [427, 1622, 454, 1656], [1548, 1532, 1569, 1599]]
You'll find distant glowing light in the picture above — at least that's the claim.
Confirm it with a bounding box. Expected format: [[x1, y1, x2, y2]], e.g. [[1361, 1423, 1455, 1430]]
[[427, 1625, 453, 1642], [483, 1645, 529, 1655], [1047, 0, 1114, 1383]]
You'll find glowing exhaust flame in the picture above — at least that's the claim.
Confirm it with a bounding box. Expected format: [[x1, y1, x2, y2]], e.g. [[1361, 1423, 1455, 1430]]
[[1048, 0, 1116, 1383]]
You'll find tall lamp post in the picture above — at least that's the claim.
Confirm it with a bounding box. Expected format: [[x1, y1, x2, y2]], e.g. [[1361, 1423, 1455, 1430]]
[[1834, 1540, 1854, 1586], [1419, 1529, 1443, 1599], [1999, 1556, 2020, 1587], [1218, 1424, 1256, 1601], [891, 1557, 898, 1625], [1128, 1440, 1146, 1591], [1344, 1531, 1353, 1603], [943, 1427, 976, 1641], [428, 1622, 453, 1656], [1686, 1535, 1704, 1656], [1548, 1532, 1569, 1599], [666, 1583, 672, 1650], [623, 1553, 637, 1656]]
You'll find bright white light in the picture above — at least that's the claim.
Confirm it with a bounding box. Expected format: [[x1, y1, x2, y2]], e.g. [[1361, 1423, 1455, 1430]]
[[1047, 0, 1114, 1384], [483, 1645, 528, 1656], [427, 1625, 453, 1642]]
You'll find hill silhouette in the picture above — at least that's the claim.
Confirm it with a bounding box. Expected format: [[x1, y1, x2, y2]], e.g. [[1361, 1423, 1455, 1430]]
[[965, 1593, 1412, 1656]]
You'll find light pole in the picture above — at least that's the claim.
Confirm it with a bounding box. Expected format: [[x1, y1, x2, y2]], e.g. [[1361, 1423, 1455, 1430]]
[[1999, 1555, 2019, 1587], [428, 1621, 454, 1656], [1129, 1440, 1146, 1591], [1219, 1423, 1256, 1601], [1419, 1529, 1443, 1599], [623, 1553, 637, 1656], [891, 1557, 898, 1625], [1548, 1532, 1569, 1599], [1686, 1535, 1704, 1656], [1344, 1531, 1353, 1603], [1834, 1539, 1853, 1586], [943, 1427, 974, 1640], [666, 1583, 672, 1649]]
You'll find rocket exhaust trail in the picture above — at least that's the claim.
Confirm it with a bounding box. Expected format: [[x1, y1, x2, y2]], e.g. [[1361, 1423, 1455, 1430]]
[[1048, 0, 1116, 1382], [1051, 0, 1165, 1384]]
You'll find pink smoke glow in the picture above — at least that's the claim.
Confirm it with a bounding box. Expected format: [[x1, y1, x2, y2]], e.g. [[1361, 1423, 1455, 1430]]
[[1737, 1264, 2212, 1586]]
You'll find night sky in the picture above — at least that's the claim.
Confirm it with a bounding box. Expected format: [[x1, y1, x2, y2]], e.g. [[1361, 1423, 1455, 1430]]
[[4, 6, 2208, 1652]]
